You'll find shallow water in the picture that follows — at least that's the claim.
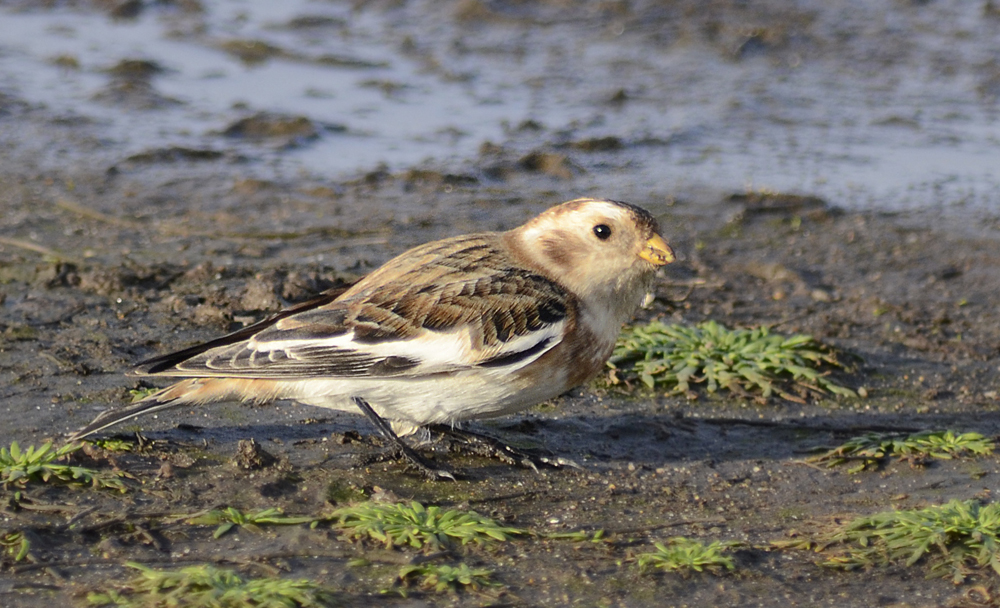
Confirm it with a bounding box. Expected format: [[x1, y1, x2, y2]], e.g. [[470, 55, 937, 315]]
[[1, 0, 999, 214]]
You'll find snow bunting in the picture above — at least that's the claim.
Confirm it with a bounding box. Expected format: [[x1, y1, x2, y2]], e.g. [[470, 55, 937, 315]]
[[71, 197, 674, 476]]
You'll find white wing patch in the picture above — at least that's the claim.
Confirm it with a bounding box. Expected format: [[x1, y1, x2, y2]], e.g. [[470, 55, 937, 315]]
[[361, 317, 566, 373], [167, 317, 565, 379]]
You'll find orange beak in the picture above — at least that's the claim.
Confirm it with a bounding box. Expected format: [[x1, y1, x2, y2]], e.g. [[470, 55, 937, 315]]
[[638, 233, 675, 266]]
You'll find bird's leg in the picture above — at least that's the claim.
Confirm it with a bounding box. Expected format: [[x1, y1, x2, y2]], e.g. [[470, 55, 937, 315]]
[[352, 397, 455, 481], [427, 424, 580, 472]]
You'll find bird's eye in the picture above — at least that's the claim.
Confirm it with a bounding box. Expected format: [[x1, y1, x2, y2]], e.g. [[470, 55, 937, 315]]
[[593, 224, 612, 240]]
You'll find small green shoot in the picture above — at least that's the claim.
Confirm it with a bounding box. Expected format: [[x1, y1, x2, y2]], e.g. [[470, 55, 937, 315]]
[[86, 561, 337, 607], [609, 320, 855, 401], [0, 441, 126, 491], [1, 531, 30, 562], [397, 563, 498, 594], [327, 501, 525, 550], [821, 499, 1000, 584], [183, 507, 316, 539], [809, 430, 994, 473], [88, 437, 135, 452], [637, 537, 738, 574], [129, 387, 161, 403]]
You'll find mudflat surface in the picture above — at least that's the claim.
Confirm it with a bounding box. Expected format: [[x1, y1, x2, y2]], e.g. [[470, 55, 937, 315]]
[[2, 1, 1000, 607]]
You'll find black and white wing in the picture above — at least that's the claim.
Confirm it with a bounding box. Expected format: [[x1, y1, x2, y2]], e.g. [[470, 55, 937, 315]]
[[135, 235, 572, 381]]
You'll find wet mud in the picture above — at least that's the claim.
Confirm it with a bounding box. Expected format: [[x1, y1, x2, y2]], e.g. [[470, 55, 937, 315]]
[[2, 1, 1000, 607]]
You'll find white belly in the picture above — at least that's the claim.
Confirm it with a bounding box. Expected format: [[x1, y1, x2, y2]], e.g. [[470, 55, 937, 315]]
[[287, 365, 569, 433]]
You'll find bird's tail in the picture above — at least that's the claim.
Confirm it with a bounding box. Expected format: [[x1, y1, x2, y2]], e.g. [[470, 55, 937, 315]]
[[68, 387, 187, 441], [67, 378, 284, 441]]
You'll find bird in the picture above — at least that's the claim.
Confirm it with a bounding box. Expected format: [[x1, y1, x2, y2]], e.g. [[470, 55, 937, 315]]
[[70, 197, 674, 478]]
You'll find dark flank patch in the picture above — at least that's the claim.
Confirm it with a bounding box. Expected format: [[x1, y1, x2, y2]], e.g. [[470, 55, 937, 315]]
[[478, 337, 552, 368]]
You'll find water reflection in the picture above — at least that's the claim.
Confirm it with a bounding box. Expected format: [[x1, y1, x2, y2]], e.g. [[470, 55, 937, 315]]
[[0, 1, 997, 213]]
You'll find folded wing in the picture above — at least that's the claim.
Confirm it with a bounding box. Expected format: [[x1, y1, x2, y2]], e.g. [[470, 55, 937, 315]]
[[136, 239, 571, 381]]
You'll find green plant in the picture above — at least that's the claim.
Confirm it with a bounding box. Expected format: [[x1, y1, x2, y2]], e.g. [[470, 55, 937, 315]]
[[129, 387, 161, 402], [637, 537, 738, 574], [87, 562, 336, 607], [183, 507, 316, 539], [609, 321, 854, 401], [821, 499, 1000, 583], [0, 530, 30, 562], [88, 438, 136, 452], [809, 430, 994, 473], [397, 563, 498, 593], [327, 501, 524, 550], [0, 441, 126, 491]]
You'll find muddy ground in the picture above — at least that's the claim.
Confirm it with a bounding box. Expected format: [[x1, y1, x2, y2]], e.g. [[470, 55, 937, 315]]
[[3, 160, 1000, 607], [2, 1, 1000, 607]]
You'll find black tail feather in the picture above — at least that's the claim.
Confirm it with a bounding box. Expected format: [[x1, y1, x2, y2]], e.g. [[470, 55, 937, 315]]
[[68, 395, 183, 441]]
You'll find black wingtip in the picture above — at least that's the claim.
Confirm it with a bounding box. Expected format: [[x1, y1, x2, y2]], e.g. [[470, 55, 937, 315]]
[[133, 287, 350, 376]]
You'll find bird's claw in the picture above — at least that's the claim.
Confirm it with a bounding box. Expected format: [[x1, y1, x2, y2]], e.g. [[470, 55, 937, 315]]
[[429, 425, 578, 473]]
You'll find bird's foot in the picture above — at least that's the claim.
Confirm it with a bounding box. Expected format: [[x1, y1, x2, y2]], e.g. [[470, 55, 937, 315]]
[[428, 425, 580, 472], [352, 397, 455, 481], [353, 443, 456, 481], [393, 447, 456, 481]]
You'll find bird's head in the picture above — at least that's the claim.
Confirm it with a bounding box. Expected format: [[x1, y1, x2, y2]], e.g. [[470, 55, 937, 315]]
[[509, 198, 674, 315]]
